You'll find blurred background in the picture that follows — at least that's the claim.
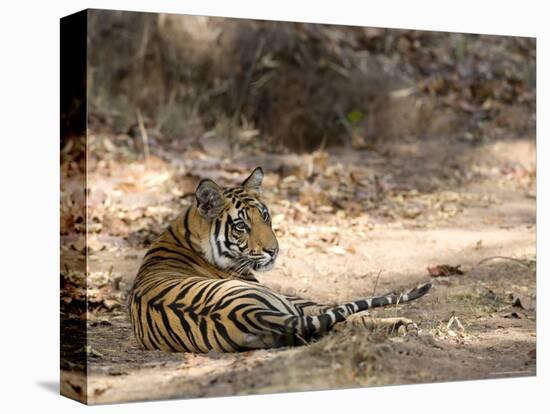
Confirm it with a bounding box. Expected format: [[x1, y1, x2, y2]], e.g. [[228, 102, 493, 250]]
[[85, 10, 535, 153]]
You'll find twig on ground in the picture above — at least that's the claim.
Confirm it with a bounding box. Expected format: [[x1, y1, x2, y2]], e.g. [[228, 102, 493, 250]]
[[477, 256, 532, 268], [447, 316, 465, 331], [371, 269, 382, 297], [135, 108, 150, 163], [317, 134, 328, 152]]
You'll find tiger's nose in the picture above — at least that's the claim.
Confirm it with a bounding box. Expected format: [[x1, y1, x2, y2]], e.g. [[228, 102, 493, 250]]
[[264, 247, 279, 257]]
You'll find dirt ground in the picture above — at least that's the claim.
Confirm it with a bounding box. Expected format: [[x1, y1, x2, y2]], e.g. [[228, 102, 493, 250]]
[[60, 128, 536, 404]]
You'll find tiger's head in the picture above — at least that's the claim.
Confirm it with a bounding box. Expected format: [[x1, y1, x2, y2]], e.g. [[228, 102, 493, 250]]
[[193, 167, 279, 273]]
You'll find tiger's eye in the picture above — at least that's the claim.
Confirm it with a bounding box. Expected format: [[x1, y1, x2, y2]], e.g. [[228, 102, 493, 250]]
[[234, 222, 247, 232]]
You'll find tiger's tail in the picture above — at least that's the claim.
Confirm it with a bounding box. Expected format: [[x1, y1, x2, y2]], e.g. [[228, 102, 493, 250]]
[[286, 281, 432, 344]]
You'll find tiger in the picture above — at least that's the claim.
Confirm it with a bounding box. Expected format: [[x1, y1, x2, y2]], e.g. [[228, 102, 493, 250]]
[[129, 167, 432, 353]]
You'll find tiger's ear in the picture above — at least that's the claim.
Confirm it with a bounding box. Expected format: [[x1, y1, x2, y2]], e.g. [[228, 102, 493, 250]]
[[195, 179, 226, 220], [241, 167, 264, 190]]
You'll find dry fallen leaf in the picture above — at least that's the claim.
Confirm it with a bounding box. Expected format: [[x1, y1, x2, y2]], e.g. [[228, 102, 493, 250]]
[[427, 264, 464, 277]]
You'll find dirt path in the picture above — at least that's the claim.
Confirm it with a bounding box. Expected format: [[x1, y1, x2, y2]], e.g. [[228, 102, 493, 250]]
[[61, 135, 536, 404]]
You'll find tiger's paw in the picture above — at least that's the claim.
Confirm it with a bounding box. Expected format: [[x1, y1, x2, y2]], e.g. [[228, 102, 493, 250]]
[[341, 312, 418, 336]]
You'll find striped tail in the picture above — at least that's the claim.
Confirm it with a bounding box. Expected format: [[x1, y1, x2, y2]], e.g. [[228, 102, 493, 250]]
[[289, 281, 432, 344]]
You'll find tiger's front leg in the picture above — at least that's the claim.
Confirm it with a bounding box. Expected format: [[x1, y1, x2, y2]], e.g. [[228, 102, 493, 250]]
[[338, 311, 419, 335]]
